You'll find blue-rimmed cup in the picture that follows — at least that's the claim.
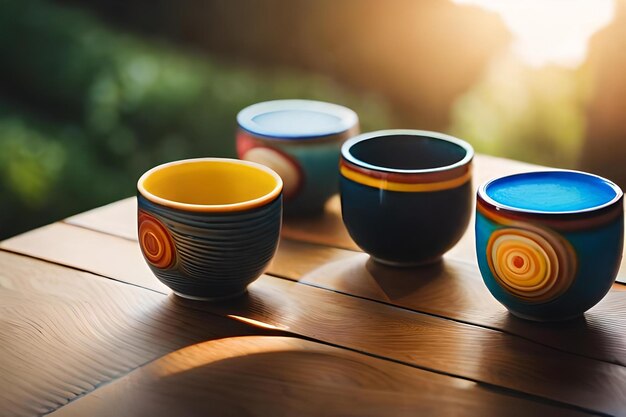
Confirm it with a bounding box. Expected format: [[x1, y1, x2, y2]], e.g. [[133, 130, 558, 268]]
[[137, 158, 283, 300], [476, 170, 624, 321], [340, 129, 474, 266], [237, 99, 359, 216]]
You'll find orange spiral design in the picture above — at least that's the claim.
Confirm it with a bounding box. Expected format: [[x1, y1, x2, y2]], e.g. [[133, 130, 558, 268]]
[[138, 211, 175, 269], [486, 227, 576, 302]]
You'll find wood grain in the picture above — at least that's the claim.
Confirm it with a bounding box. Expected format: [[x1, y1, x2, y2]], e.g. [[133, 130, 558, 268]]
[[62, 207, 626, 366], [186, 278, 626, 416], [4, 224, 626, 415], [1, 222, 169, 293], [2, 251, 586, 417], [0, 251, 270, 417], [275, 240, 626, 366], [48, 336, 591, 417], [66, 197, 137, 241]]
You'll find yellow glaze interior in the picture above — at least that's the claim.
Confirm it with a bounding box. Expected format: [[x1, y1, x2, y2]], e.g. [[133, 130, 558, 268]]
[[138, 158, 282, 212]]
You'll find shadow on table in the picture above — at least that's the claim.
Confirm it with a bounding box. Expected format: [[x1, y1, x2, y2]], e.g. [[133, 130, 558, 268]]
[[295, 252, 625, 365], [49, 335, 557, 417]]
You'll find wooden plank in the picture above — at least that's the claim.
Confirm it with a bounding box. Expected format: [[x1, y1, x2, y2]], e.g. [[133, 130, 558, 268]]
[[64, 154, 626, 285], [273, 237, 626, 288], [183, 278, 626, 416], [4, 223, 626, 415], [48, 336, 591, 417], [275, 241, 626, 365], [64, 205, 626, 365], [0, 251, 271, 417], [1, 222, 168, 293], [3, 254, 581, 417], [66, 197, 136, 241]]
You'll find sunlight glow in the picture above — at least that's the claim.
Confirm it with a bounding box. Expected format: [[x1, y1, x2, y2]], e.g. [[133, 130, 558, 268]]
[[153, 336, 294, 377], [227, 314, 288, 330], [453, 0, 615, 67]]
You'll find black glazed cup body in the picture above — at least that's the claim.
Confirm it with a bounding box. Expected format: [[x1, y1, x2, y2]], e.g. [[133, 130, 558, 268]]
[[340, 130, 474, 266]]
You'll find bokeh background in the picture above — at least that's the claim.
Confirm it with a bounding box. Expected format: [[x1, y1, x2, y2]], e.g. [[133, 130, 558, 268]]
[[1, 0, 626, 238]]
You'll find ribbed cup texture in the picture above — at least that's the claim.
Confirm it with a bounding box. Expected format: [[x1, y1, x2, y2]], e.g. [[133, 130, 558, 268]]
[[137, 194, 282, 299]]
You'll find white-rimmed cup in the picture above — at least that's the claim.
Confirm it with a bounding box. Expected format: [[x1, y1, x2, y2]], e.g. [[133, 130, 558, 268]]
[[340, 129, 474, 266], [237, 99, 359, 215]]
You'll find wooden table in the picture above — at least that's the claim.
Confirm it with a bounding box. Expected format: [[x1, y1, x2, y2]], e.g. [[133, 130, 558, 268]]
[[1, 154, 625, 417]]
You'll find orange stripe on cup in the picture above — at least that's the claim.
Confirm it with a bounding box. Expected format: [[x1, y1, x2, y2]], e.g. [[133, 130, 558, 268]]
[[340, 163, 471, 192]]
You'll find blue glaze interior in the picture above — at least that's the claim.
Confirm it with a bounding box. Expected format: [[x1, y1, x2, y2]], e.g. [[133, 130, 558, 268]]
[[349, 135, 467, 170], [485, 171, 619, 212]]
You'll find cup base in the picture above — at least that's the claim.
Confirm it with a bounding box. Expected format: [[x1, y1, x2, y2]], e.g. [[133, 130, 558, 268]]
[[173, 289, 248, 302], [508, 309, 583, 322], [371, 256, 442, 268]]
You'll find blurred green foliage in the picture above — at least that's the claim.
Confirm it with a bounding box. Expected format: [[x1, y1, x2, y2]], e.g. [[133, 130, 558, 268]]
[[0, 0, 391, 238], [450, 53, 587, 168]]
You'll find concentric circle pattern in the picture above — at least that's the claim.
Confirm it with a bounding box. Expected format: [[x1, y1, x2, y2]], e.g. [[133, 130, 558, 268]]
[[242, 146, 303, 198], [138, 194, 282, 298], [486, 227, 576, 303], [138, 211, 176, 269]]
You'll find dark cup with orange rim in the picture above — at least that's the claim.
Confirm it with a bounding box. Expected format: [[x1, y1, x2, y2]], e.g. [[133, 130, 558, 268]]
[[137, 158, 283, 300], [340, 130, 474, 266]]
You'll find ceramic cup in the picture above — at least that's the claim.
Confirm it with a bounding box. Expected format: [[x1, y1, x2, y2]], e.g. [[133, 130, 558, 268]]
[[340, 129, 474, 266], [237, 99, 359, 216], [476, 170, 624, 321], [137, 158, 283, 300]]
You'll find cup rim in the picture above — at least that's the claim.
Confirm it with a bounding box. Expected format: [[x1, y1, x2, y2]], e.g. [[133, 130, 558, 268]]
[[341, 129, 474, 174], [237, 99, 359, 140], [477, 169, 623, 215], [137, 157, 283, 213]]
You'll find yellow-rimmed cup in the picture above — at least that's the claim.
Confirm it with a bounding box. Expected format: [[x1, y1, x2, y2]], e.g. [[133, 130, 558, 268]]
[[137, 158, 283, 300]]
